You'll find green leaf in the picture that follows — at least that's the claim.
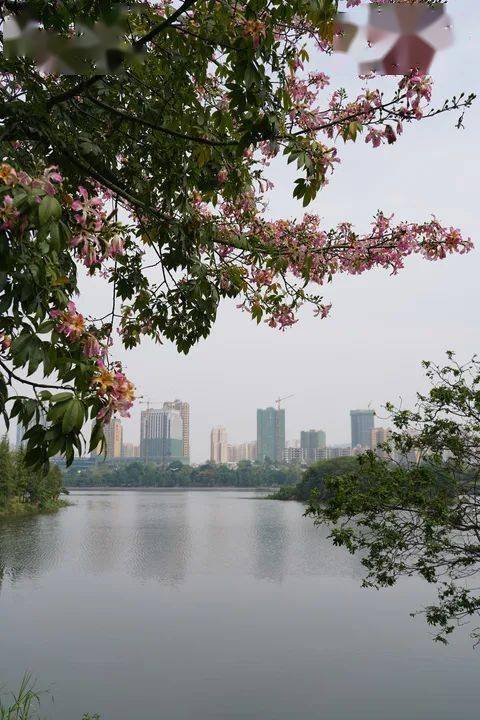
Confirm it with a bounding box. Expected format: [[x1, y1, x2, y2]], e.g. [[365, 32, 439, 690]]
[[38, 195, 62, 225], [61, 398, 85, 433]]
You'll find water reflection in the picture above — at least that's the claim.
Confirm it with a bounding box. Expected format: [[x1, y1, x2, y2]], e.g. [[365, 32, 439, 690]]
[[0, 513, 65, 584], [79, 495, 130, 575], [0, 490, 478, 720], [130, 491, 191, 585], [251, 500, 289, 582]]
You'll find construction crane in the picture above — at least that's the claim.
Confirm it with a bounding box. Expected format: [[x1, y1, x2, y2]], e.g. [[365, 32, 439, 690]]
[[275, 394, 294, 411], [138, 398, 163, 411]]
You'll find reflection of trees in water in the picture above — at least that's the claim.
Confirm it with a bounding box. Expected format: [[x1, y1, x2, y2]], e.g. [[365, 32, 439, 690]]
[[251, 501, 289, 583], [79, 496, 129, 574], [289, 510, 364, 580], [0, 514, 64, 584], [130, 492, 191, 586], [250, 500, 363, 582]]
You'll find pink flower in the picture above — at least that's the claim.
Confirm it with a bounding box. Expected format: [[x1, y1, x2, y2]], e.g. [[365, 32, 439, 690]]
[[83, 334, 102, 358], [0, 333, 11, 352], [108, 235, 124, 257], [51, 302, 85, 340], [217, 168, 228, 185]]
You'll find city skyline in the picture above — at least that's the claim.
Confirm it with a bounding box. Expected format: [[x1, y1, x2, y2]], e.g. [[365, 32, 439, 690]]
[[1, 4, 478, 467], [79, 398, 381, 465]]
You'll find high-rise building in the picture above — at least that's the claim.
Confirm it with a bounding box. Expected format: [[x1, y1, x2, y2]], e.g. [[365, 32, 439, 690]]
[[286, 439, 300, 449], [327, 445, 352, 459], [312, 447, 328, 462], [371, 427, 391, 458], [211, 426, 228, 464], [283, 447, 305, 464], [300, 429, 326, 462], [121, 442, 140, 458], [350, 409, 375, 449], [140, 408, 184, 465], [257, 407, 285, 463], [103, 419, 123, 459], [226, 441, 257, 463], [163, 400, 190, 462], [240, 441, 257, 462]]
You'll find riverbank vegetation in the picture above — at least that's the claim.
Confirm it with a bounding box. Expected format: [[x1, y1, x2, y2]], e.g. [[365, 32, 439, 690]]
[[0, 439, 67, 517], [0, 675, 97, 720], [270, 457, 357, 501], [65, 460, 302, 488], [306, 354, 480, 644]]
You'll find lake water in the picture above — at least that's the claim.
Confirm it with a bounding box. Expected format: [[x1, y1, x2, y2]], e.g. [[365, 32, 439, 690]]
[[0, 489, 478, 719]]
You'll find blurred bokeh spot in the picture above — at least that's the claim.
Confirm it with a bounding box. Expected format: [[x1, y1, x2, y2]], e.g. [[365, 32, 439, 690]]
[[334, 4, 453, 75]]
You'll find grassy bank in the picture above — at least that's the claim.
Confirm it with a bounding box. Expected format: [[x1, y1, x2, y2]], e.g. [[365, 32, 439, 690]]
[[0, 497, 71, 519], [0, 438, 67, 519]]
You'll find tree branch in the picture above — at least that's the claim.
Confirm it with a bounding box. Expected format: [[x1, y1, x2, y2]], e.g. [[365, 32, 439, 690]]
[[86, 95, 237, 147]]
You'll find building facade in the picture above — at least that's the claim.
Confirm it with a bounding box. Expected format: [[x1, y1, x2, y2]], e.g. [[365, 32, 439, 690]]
[[300, 429, 326, 462], [350, 409, 375, 449], [257, 407, 285, 463], [140, 408, 184, 465], [211, 426, 228, 464], [371, 427, 391, 458], [283, 447, 305, 464], [227, 441, 257, 463], [121, 442, 140, 458], [163, 400, 190, 462], [103, 419, 123, 459], [327, 445, 352, 459]]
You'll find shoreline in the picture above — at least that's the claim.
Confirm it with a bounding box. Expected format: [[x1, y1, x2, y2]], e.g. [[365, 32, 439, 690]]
[[66, 486, 277, 492], [0, 498, 71, 519]]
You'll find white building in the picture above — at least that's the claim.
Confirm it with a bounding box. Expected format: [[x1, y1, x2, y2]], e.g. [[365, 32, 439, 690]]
[[211, 426, 228, 464]]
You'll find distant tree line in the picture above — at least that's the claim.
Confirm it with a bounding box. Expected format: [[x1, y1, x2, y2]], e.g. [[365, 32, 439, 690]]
[[64, 460, 302, 488], [0, 438, 65, 515]]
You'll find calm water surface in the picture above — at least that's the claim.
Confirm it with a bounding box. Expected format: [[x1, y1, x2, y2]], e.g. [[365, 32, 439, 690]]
[[0, 489, 478, 719]]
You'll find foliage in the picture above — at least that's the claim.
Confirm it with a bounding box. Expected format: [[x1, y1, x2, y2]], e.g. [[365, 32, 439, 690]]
[[0, 1, 475, 469], [0, 437, 65, 513], [275, 455, 357, 500], [64, 458, 302, 488], [0, 675, 42, 720], [306, 354, 480, 644], [0, 675, 97, 720]]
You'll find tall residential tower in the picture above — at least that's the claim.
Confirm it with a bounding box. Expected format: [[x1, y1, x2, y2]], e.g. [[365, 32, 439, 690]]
[[350, 409, 375, 449], [257, 407, 285, 463], [163, 399, 190, 462], [140, 408, 184, 465], [210, 426, 228, 464]]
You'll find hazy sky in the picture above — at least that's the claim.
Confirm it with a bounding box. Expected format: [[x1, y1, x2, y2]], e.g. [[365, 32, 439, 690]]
[[7, 1, 480, 462]]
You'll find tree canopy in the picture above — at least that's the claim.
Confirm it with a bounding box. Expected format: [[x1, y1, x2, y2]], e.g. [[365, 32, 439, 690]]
[[0, 0, 475, 468], [64, 458, 302, 487], [306, 354, 480, 644]]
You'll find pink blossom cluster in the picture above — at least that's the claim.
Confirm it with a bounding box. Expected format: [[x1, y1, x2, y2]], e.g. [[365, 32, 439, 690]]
[[69, 186, 125, 268], [257, 212, 473, 283], [50, 302, 105, 360], [0, 194, 20, 230], [216, 207, 472, 330], [92, 361, 136, 423], [0, 163, 125, 268], [51, 302, 86, 340], [0, 333, 11, 353], [50, 303, 134, 423], [0, 162, 62, 195], [256, 67, 437, 184]]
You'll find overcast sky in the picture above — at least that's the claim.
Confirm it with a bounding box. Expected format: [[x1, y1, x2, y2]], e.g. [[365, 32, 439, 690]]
[[7, 1, 479, 463]]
